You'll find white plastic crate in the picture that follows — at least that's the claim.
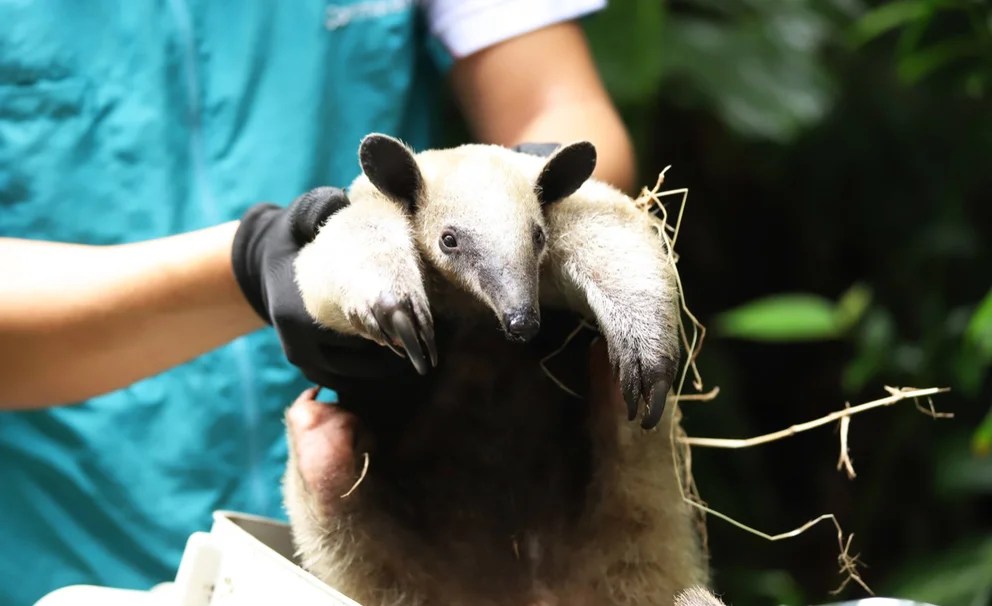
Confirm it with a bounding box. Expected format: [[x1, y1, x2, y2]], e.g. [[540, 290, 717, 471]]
[[35, 511, 361, 606]]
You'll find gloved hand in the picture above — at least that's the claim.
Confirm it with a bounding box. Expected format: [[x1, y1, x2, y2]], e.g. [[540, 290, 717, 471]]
[[232, 187, 410, 387]]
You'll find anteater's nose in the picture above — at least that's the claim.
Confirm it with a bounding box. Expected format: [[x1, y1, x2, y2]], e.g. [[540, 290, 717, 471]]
[[505, 310, 540, 342]]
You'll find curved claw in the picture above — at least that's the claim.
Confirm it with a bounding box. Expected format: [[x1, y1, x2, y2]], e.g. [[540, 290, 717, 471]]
[[615, 361, 639, 420], [372, 297, 432, 376], [422, 320, 438, 368], [641, 378, 672, 429], [622, 383, 639, 421], [409, 299, 437, 369], [383, 341, 406, 359], [390, 309, 430, 376], [640, 355, 677, 429]]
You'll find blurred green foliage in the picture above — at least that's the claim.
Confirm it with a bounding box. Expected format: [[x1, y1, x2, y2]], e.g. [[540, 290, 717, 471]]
[[582, 0, 992, 604], [714, 293, 847, 341], [850, 0, 992, 94], [713, 284, 872, 342], [585, 0, 850, 146], [882, 536, 992, 606]]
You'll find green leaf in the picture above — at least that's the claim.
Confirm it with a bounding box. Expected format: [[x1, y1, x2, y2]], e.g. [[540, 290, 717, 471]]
[[974, 407, 992, 457], [950, 293, 992, 395], [898, 38, 984, 83], [656, 3, 838, 142], [966, 288, 992, 361], [849, 0, 931, 47], [883, 535, 992, 606], [935, 431, 992, 495], [714, 294, 841, 342], [835, 283, 873, 332], [952, 339, 987, 396]]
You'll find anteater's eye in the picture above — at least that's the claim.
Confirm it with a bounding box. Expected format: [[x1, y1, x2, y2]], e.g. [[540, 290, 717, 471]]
[[440, 230, 458, 252], [533, 227, 546, 248]]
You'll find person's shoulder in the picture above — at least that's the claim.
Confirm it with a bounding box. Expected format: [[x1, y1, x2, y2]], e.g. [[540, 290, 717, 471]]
[[421, 0, 607, 59]]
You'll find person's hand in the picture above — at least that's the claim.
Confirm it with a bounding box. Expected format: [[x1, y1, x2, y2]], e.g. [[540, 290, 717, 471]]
[[232, 188, 408, 386], [286, 387, 359, 501]]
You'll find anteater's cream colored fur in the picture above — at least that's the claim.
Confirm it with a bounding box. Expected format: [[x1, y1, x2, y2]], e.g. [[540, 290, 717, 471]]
[[285, 403, 707, 605], [287, 135, 708, 605]]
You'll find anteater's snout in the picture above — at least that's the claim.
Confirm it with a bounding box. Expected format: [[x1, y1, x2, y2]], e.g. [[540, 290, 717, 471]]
[[504, 309, 540, 342]]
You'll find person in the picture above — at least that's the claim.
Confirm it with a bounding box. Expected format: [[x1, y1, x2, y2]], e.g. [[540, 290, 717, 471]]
[[0, 1, 636, 603]]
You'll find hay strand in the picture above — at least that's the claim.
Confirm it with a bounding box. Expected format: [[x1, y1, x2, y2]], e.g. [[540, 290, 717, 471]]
[[837, 402, 857, 479], [541, 165, 951, 596], [340, 451, 370, 499], [680, 386, 950, 449]]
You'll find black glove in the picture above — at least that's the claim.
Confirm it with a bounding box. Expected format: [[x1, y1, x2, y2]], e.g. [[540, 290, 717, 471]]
[[232, 187, 411, 387]]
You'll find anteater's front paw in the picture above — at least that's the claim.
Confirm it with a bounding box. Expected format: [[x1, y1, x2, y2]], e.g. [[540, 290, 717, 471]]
[[606, 332, 678, 430], [311, 286, 437, 376], [328, 282, 436, 376], [293, 209, 437, 375], [367, 291, 437, 376]]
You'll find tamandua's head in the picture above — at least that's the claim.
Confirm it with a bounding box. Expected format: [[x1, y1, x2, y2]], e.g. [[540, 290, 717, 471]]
[[358, 134, 596, 342]]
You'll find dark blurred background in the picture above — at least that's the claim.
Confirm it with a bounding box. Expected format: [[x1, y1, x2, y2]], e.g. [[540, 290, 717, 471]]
[[483, 1, 992, 604]]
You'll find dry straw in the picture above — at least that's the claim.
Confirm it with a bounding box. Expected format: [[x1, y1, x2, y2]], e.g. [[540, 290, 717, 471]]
[[542, 167, 953, 595], [638, 169, 954, 595]]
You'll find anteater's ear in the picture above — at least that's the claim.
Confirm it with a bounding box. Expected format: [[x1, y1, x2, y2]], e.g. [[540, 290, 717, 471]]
[[359, 134, 423, 211], [534, 141, 597, 206]]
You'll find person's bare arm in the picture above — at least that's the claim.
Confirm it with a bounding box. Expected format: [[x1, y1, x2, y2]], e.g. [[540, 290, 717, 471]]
[[0, 223, 263, 409], [449, 22, 636, 193]]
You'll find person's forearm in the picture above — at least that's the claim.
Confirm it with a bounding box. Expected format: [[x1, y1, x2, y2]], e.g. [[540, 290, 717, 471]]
[[0, 223, 264, 409], [449, 22, 637, 193], [509, 98, 636, 194]]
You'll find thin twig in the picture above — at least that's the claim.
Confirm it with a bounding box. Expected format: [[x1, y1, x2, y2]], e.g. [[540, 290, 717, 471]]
[[631, 167, 955, 597], [538, 319, 597, 399], [340, 452, 370, 499], [680, 387, 950, 449], [884, 385, 954, 419], [674, 387, 721, 403], [837, 402, 857, 479], [683, 498, 874, 596], [635, 173, 708, 393], [831, 532, 871, 595], [632, 169, 952, 595]]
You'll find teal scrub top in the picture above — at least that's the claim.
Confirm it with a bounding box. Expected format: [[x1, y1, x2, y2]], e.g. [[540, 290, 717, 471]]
[[0, 1, 449, 603]]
